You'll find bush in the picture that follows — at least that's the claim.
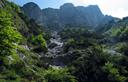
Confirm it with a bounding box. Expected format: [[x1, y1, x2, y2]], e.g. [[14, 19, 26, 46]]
[[29, 34, 47, 52], [103, 62, 126, 82], [0, 9, 22, 67], [115, 42, 128, 56], [44, 67, 77, 82]]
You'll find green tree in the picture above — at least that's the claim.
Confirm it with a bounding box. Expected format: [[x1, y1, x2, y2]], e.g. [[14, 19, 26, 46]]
[[44, 67, 77, 82], [29, 34, 47, 52], [103, 62, 126, 82], [0, 9, 22, 64]]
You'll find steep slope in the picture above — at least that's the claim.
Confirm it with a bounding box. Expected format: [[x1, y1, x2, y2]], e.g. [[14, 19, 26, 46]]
[[0, 1, 76, 82], [22, 3, 114, 30]]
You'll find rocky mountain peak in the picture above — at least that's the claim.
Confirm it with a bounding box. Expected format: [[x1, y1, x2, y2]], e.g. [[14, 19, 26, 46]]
[[22, 2, 114, 30], [23, 2, 39, 8], [22, 2, 43, 25], [60, 3, 75, 9]]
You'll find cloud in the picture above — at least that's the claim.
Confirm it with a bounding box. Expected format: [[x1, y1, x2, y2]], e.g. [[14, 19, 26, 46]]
[[110, 8, 128, 18], [69, 0, 128, 18]]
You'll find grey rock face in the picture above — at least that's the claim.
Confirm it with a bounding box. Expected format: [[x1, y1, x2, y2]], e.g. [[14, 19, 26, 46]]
[[22, 3, 113, 30], [22, 2, 43, 25]]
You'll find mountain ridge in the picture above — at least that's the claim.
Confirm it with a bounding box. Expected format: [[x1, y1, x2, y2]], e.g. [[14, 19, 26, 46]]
[[22, 2, 114, 30]]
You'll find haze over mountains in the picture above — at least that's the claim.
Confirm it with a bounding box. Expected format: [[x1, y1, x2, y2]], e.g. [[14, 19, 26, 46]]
[[22, 2, 114, 30]]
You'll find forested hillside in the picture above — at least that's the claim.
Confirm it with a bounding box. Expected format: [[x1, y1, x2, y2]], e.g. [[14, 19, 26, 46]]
[[0, 0, 77, 82], [0, 0, 128, 82]]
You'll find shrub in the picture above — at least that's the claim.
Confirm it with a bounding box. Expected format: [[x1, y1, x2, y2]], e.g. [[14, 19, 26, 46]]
[[44, 67, 77, 82]]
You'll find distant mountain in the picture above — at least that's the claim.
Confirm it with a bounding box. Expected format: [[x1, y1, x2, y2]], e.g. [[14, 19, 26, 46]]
[[22, 2, 114, 30]]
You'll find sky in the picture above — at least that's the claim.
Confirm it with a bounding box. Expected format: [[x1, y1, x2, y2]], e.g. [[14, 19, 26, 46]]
[[10, 0, 128, 18]]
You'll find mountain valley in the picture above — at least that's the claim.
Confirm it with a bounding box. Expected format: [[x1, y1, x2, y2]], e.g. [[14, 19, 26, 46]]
[[0, 0, 128, 82]]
